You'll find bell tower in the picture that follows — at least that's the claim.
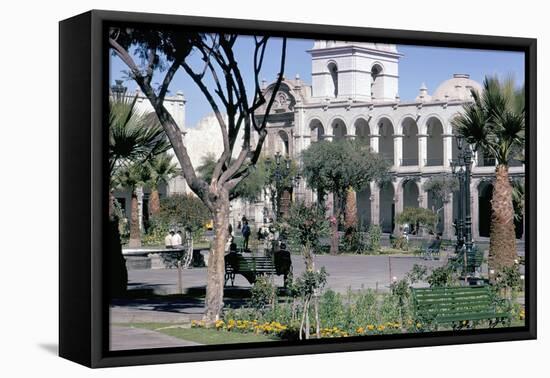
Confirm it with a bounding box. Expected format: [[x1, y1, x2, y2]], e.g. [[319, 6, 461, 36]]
[[309, 41, 402, 102]]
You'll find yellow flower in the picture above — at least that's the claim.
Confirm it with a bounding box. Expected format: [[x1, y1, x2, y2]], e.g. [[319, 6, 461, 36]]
[[377, 325, 386, 331], [356, 327, 365, 334], [416, 323, 422, 328], [367, 324, 375, 331]]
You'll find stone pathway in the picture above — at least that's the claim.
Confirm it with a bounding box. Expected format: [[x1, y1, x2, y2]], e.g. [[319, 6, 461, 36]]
[[110, 326, 201, 351]]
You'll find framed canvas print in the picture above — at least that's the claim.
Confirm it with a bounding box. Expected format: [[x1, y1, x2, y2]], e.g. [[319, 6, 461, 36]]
[[59, 10, 536, 368]]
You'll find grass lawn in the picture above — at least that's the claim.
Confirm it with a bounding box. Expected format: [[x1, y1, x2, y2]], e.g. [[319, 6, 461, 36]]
[[122, 323, 280, 345]]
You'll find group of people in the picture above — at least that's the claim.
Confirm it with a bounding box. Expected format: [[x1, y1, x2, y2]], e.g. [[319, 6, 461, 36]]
[[164, 229, 186, 249], [227, 217, 282, 254]]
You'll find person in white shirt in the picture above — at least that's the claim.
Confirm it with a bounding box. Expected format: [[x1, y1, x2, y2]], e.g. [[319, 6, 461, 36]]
[[173, 230, 183, 248], [165, 230, 175, 249]]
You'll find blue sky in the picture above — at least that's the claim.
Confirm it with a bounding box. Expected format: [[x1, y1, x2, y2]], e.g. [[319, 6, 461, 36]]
[[110, 37, 524, 128]]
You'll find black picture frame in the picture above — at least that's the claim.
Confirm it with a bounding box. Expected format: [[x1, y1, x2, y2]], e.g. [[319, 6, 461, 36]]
[[59, 9, 537, 368]]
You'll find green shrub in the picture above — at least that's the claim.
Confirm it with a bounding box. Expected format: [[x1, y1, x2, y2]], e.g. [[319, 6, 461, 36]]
[[427, 265, 456, 287], [318, 289, 347, 329], [151, 193, 211, 233], [340, 227, 367, 254], [390, 235, 409, 251], [366, 224, 382, 253], [250, 276, 277, 310]]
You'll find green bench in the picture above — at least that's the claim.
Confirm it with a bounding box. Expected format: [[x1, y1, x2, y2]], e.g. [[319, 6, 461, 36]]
[[224, 254, 292, 287], [449, 246, 484, 273], [411, 285, 510, 330]]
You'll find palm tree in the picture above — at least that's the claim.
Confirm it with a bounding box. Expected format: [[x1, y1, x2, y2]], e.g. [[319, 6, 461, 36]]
[[113, 163, 152, 248], [109, 96, 171, 178], [452, 76, 525, 275], [147, 153, 178, 218]]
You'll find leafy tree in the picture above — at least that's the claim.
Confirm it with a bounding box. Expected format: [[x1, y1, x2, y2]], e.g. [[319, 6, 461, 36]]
[[301, 139, 390, 254], [423, 175, 458, 233], [107, 95, 169, 295], [109, 28, 287, 323], [395, 207, 438, 235], [153, 193, 212, 232], [263, 156, 299, 218], [146, 153, 178, 218], [197, 153, 269, 203], [452, 75, 524, 275], [291, 267, 328, 340], [284, 201, 330, 270]]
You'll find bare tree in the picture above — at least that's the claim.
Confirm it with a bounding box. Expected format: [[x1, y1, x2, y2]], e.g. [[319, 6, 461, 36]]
[[109, 29, 287, 323]]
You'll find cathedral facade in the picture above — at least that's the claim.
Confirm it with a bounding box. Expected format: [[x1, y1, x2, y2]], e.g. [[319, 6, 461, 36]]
[[259, 41, 524, 239]]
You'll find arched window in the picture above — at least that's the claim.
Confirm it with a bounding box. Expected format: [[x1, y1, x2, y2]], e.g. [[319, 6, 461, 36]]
[[371, 63, 383, 99], [328, 62, 338, 98]]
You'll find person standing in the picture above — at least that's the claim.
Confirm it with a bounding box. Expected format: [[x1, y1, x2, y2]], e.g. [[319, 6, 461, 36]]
[[241, 220, 251, 251]]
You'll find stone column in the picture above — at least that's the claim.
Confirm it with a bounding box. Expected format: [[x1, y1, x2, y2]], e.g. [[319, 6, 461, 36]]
[[326, 192, 335, 217], [472, 150, 479, 168], [370, 134, 380, 153], [419, 179, 428, 208], [393, 134, 403, 168], [370, 182, 380, 225], [394, 179, 403, 214], [418, 134, 428, 168], [443, 134, 453, 167], [471, 179, 480, 240]]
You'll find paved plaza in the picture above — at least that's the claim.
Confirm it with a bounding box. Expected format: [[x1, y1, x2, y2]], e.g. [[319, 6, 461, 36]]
[[111, 254, 447, 323], [110, 326, 201, 351]]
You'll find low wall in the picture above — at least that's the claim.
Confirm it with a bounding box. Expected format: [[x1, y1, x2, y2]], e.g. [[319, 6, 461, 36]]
[[122, 249, 208, 270]]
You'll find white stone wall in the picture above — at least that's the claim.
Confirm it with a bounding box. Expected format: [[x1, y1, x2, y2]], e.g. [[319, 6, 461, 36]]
[[310, 43, 401, 102]]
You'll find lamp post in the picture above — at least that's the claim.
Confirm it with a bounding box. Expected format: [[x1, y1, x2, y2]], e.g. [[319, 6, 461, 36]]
[[452, 135, 475, 276], [450, 160, 465, 252]]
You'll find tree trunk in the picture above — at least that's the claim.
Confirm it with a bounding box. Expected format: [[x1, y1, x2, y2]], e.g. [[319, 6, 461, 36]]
[[128, 191, 141, 248], [149, 188, 161, 218], [488, 165, 517, 276], [303, 245, 314, 272], [344, 187, 358, 231], [203, 190, 230, 325]]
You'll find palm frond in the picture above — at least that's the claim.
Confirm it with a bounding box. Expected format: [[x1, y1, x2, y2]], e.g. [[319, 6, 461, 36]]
[[109, 96, 171, 178], [452, 74, 525, 166]]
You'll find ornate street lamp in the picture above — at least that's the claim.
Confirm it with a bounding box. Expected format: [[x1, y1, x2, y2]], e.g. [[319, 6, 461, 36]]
[[450, 159, 465, 252], [452, 134, 475, 277]]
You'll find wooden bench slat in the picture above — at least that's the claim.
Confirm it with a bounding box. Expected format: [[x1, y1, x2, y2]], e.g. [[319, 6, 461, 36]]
[[224, 254, 291, 287], [412, 285, 510, 328]]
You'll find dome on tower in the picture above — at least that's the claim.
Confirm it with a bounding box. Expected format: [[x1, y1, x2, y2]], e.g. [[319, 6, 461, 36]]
[[432, 74, 482, 101]]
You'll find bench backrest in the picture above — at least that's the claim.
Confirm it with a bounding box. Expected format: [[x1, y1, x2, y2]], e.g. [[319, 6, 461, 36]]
[[225, 255, 276, 272], [412, 286, 495, 319], [237, 257, 276, 271]]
